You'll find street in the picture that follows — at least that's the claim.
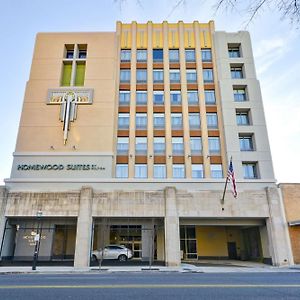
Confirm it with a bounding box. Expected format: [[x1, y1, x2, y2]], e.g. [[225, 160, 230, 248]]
[[0, 272, 300, 299]]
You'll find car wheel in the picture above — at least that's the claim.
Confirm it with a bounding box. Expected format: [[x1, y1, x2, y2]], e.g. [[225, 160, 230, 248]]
[[118, 254, 127, 262]]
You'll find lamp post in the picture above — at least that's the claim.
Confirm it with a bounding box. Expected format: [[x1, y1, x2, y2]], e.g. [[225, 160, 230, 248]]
[[32, 210, 43, 270]]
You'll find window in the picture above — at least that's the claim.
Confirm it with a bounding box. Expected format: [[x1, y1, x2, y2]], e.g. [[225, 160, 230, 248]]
[[136, 69, 147, 83], [233, 87, 247, 102], [185, 49, 195, 62], [61, 62, 72, 86], [118, 113, 130, 129], [211, 164, 223, 178], [189, 113, 201, 129], [206, 113, 218, 129], [119, 91, 130, 106], [154, 164, 166, 178], [190, 137, 202, 155], [203, 69, 214, 83], [153, 69, 164, 83], [170, 69, 180, 83], [201, 49, 212, 62], [231, 66, 243, 79], [116, 164, 128, 178], [171, 113, 183, 129], [169, 49, 179, 62], [192, 164, 204, 178], [120, 49, 131, 62], [187, 91, 198, 105], [120, 69, 130, 83], [137, 49, 147, 62], [170, 91, 181, 105], [153, 49, 163, 62], [153, 91, 164, 105], [228, 45, 241, 58], [205, 90, 216, 104], [154, 137, 165, 155], [172, 137, 184, 155], [153, 113, 165, 129], [78, 49, 87, 59], [135, 164, 147, 178], [135, 137, 147, 155], [208, 137, 220, 154], [186, 70, 197, 83], [239, 134, 254, 151], [243, 162, 258, 179], [136, 91, 147, 105], [136, 113, 147, 129], [66, 47, 74, 59], [173, 164, 185, 178], [236, 110, 250, 125], [117, 137, 129, 155]]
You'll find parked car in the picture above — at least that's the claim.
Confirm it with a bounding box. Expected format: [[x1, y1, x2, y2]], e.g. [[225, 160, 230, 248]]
[[92, 245, 133, 262]]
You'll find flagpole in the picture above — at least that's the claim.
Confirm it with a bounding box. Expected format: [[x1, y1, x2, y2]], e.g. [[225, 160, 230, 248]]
[[221, 177, 228, 205]]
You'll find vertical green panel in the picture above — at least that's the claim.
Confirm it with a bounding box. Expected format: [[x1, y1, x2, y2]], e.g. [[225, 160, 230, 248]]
[[75, 63, 85, 86], [61, 64, 72, 86]]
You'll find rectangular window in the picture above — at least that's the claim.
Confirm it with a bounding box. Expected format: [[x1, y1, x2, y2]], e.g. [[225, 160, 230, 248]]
[[154, 137, 165, 155], [205, 90, 216, 104], [189, 113, 201, 129], [211, 164, 223, 178], [185, 49, 196, 62], [119, 91, 130, 106], [228, 45, 241, 58], [172, 137, 184, 155], [169, 49, 179, 62], [236, 110, 250, 125], [153, 113, 165, 129], [135, 137, 147, 155], [171, 113, 183, 129], [239, 134, 254, 151], [61, 62, 72, 86], [192, 164, 204, 178], [153, 69, 164, 83], [154, 164, 166, 178], [136, 69, 147, 83], [66, 48, 74, 59], [243, 162, 258, 179], [190, 137, 202, 155], [203, 69, 214, 83], [120, 69, 131, 83], [118, 113, 130, 129], [121, 49, 131, 62], [153, 91, 164, 105], [186, 70, 197, 83], [75, 62, 85, 86], [116, 164, 128, 178], [136, 91, 147, 105], [173, 164, 185, 178], [233, 87, 247, 102], [206, 113, 218, 129], [170, 91, 181, 105], [136, 113, 147, 129], [117, 137, 129, 155], [201, 49, 212, 61], [170, 69, 180, 83], [231, 66, 243, 79], [208, 137, 221, 154], [187, 91, 199, 105], [135, 164, 147, 178], [153, 49, 163, 62], [78, 49, 87, 59], [137, 49, 147, 62]]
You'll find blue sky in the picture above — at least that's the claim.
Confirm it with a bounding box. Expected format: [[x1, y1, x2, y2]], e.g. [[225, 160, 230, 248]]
[[0, 0, 299, 184]]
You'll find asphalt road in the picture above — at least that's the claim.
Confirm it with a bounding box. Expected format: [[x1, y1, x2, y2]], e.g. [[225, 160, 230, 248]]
[[0, 272, 300, 300]]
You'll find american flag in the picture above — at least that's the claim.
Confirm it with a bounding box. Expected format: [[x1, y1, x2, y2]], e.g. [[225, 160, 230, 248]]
[[227, 158, 237, 198]]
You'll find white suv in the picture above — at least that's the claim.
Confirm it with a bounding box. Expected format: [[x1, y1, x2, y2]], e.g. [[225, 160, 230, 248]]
[[92, 245, 133, 262]]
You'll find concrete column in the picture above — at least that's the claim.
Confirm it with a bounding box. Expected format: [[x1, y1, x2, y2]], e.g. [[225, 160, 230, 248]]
[[141, 223, 154, 261], [164, 187, 181, 266], [0, 187, 7, 260], [74, 186, 93, 269], [156, 225, 165, 261]]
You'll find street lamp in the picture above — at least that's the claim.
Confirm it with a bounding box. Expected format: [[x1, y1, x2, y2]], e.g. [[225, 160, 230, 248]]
[[32, 210, 43, 270]]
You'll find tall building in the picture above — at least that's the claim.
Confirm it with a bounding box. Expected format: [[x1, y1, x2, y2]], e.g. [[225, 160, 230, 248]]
[[0, 21, 293, 268]]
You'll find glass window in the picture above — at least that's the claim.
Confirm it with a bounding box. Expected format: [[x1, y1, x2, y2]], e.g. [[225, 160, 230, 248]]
[[239, 135, 254, 151], [135, 137, 147, 155], [153, 91, 164, 105], [116, 164, 128, 178], [118, 113, 130, 129], [119, 91, 130, 106], [117, 137, 129, 155], [205, 90, 216, 104], [136, 113, 147, 129], [171, 113, 183, 129], [136, 91, 147, 105], [121, 49, 131, 62], [66, 50, 74, 59], [120, 70, 130, 83], [154, 164, 166, 178], [170, 91, 181, 105], [203, 69, 214, 83], [208, 137, 220, 154], [211, 164, 223, 178], [189, 113, 201, 129], [201, 49, 212, 61], [170, 69, 180, 83], [185, 49, 195, 62], [231, 66, 243, 79], [190, 137, 202, 155], [228, 45, 241, 58], [78, 50, 87, 59], [153, 113, 165, 129], [236, 110, 250, 125], [186, 70, 197, 83], [154, 137, 165, 155], [137, 49, 147, 62], [135, 164, 147, 178], [234, 88, 246, 101], [153, 69, 164, 83], [136, 69, 147, 83], [187, 91, 198, 105], [243, 163, 258, 179], [173, 164, 185, 178], [169, 49, 179, 62], [206, 113, 218, 129], [153, 49, 163, 62], [192, 164, 204, 178], [172, 137, 184, 155]]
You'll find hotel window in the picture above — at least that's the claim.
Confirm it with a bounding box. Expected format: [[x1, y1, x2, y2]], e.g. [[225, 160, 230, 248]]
[[189, 113, 201, 129], [135, 137, 147, 155], [118, 113, 130, 129], [205, 90, 216, 104], [153, 113, 165, 129], [153, 69, 164, 83], [203, 69, 214, 83], [154, 164, 166, 178], [236, 110, 250, 125], [173, 164, 185, 178], [136, 91, 147, 105], [153, 49, 163, 62], [137, 49, 147, 62], [172, 137, 184, 155], [201, 49, 212, 62], [136, 113, 147, 129], [233, 87, 247, 102], [65, 45, 74, 59], [190, 137, 202, 155], [206, 113, 218, 129], [120, 69, 131, 83], [120, 49, 131, 62], [170, 69, 180, 83], [117, 137, 129, 155], [135, 164, 147, 178], [186, 70, 197, 83], [187, 91, 199, 105], [169, 49, 179, 62], [170, 91, 181, 105], [239, 134, 254, 151], [185, 49, 196, 62], [228, 45, 241, 58], [192, 164, 204, 178], [231, 66, 244, 79], [211, 164, 223, 178], [208, 137, 220, 154], [153, 91, 164, 105], [78, 48, 87, 59], [119, 91, 130, 106], [171, 113, 183, 129], [243, 162, 258, 179], [136, 69, 147, 83], [116, 164, 128, 178], [154, 137, 165, 155]]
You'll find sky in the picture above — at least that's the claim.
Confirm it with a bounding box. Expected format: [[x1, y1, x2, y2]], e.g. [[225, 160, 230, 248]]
[[0, 0, 299, 184]]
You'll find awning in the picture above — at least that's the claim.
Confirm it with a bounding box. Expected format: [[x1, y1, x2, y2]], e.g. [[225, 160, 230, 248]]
[[288, 220, 300, 226]]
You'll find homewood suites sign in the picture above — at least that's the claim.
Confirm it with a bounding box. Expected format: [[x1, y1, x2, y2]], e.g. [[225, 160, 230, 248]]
[[17, 164, 105, 171]]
